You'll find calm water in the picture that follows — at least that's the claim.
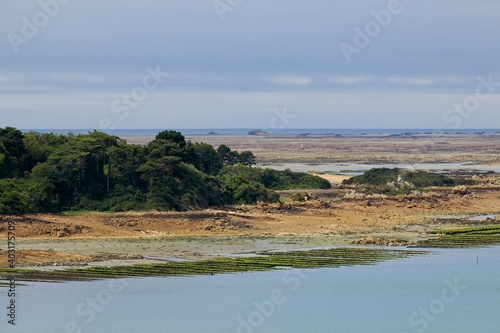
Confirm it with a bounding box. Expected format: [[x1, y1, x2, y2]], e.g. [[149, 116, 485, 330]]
[[1, 247, 499, 333]]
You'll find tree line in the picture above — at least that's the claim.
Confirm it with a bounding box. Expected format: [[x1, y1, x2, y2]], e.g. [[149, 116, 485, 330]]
[[0, 127, 330, 214]]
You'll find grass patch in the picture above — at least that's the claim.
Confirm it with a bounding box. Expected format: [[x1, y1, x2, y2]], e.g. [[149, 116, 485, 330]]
[[61, 210, 93, 216], [414, 225, 500, 248]]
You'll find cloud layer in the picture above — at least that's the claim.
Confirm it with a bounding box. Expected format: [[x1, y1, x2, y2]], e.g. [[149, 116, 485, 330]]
[[1, 0, 499, 129]]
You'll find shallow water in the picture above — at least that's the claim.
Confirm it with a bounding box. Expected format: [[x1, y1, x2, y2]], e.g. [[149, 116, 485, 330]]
[[260, 162, 500, 175], [468, 214, 498, 221], [1, 247, 499, 333]]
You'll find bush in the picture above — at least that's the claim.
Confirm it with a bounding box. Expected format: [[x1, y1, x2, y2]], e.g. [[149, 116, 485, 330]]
[[0, 179, 30, 214], [220, 165, 331, 190], [225, 175, 279, 204], [342, 168, 475, 195], [343, 168, 471, 188]]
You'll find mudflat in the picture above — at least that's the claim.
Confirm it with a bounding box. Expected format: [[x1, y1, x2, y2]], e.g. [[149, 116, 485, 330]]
[[1, 134, 500, 268], [124, 133, 500, 164]]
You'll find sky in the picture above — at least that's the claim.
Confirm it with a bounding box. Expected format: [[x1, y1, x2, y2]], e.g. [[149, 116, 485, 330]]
[[0, 0, 499, 130]]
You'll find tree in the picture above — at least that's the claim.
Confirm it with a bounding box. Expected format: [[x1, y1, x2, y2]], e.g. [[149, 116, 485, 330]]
[[238, 151, 256, 167], [47, 132, 121, 202], [217, 144, 239, 166], [148, 131, 187, 161], [0, 127, 27, 177], [155, 130, 186, 147], [0, 127, 332, 213], [138, 156, 183, 210], [192, 143, 223, 175], [22, 132, 68, 171]]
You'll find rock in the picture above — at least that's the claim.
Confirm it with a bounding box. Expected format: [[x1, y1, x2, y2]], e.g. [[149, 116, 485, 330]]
[[352, 236, 413, 246], [344, 190, 366, 199], [452, 185, 469, 195], [248, 129, 268, 136]]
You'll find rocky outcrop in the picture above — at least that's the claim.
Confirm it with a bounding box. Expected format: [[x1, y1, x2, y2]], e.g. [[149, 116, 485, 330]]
[[451, 185, 469, 195]]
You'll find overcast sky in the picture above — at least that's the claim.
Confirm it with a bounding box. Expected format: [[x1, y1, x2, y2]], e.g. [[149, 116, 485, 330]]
[[1, 0, 499, 130]]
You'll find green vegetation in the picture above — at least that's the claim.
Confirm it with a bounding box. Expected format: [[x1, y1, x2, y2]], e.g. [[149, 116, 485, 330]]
[[220, 165, 331, 190], [415, 225, 500, 248], [342, 168, 473, 194], [288, 192, 309, 202], [0, 127, 329, 213], [0, 248, 426, 282]]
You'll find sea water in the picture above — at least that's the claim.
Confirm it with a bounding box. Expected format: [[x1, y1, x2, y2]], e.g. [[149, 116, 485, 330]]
[[1, 247, 499, 333], [22, 128, 500, 136]]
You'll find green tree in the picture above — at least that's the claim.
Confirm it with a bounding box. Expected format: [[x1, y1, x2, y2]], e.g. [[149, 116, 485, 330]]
[[0, 127, 27, 177], [192, 143, 223, 175], [217, 144, 239, 166], [23, 131, 69, 172], [238, 151, 256, 167], [47, 132, 121, 203], [138, 156, 183, 210]]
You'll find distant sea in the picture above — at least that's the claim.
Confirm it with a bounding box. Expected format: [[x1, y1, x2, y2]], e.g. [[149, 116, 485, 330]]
[[21, 128, 500, 136]]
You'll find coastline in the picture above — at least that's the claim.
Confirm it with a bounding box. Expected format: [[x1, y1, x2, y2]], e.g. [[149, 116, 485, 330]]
[[1, 133, 499, 273], [122, 133, 500, 165]]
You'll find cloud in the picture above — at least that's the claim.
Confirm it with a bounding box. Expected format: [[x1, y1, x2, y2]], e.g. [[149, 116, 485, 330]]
[[268, 75, 313, 86], [327, 76, 372, 84], [1, 1, 499, 129], [387, 77, 434, 86]]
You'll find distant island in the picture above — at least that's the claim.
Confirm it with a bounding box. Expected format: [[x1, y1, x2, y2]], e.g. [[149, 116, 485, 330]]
[[248, 129, 268, 135]]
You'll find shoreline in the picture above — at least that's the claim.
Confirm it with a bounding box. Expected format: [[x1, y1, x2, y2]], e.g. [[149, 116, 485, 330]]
[[121, 133, 500, 165], [1, 134, 499, 273]]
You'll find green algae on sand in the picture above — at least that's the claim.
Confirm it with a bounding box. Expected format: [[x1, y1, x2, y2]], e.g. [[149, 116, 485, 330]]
[[0, 247, 426, 282]]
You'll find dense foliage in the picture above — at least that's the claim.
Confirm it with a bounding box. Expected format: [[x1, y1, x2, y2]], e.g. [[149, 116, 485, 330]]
[[342, 168, 473, 194], [0, 127, 329, 214], [220, 165, 331, 190]]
